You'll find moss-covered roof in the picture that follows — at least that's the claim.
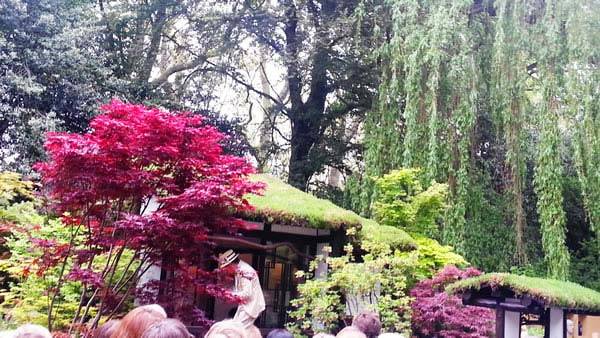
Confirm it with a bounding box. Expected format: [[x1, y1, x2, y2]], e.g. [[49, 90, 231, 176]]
[[357, 218, 417, 252], [446, 273, 600, 313], [244, 174, 364, 229], [243, 174, 416, 250]]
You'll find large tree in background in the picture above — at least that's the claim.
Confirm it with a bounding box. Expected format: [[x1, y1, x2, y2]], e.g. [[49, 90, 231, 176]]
[[347, 0, 599, 279], [185, 0, 379, 190], [0, 0, 255, 170], [0, 0, 115, 170], [1, 0, 380, 190]]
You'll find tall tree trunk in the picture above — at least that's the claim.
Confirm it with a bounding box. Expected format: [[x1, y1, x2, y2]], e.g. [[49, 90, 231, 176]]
[[288, 119, 317, 190], [285, 0, 333, 190]]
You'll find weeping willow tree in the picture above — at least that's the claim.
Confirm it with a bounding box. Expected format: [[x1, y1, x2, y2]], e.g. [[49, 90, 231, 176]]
[[350, 0, 600, 277], [493, 0, 531, 264], [567, 1, 600, 246], [565, 1, 600, 284], [531, 0, 571, 280]]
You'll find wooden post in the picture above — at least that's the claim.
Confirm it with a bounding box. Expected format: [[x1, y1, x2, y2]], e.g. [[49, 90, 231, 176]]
[[505, 311, 522, 338], [497, 308, 506, 338], [549, 307, 565, 338]]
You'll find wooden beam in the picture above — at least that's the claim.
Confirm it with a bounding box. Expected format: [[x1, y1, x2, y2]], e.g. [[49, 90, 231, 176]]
[[207, 235, 313, 260], [466, 298, 543, 314]]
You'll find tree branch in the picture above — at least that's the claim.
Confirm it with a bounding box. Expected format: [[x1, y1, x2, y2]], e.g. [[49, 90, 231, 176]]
[[149, 58, 206, 88]]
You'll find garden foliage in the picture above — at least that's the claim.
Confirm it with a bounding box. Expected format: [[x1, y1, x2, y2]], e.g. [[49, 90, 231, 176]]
[[288, 224, 466, 336], [287, 240, 412, 336], [0, 173, 93, 330], [400, 237, 467, 283], [31, 100, 262, 330], [372, 169, 447, 239], [287, 166, 466, 336], [411, 266, 494, 338], [347, 0, 600, 278]]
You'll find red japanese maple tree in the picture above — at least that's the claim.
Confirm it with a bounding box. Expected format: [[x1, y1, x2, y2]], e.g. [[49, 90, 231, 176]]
[[34, 100, 262, 330], [410, 266, 495, 338]]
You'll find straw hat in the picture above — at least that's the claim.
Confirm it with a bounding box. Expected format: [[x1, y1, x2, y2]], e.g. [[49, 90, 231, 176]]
[[218, 250, 239, 268]]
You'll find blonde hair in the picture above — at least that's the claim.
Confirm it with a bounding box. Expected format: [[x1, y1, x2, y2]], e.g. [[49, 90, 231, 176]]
[[93, 319, 120, 338], [313, 333, 336, 338], [14, 324, 52, 338], [204, 320, 248, 338], [336, 326, 367, 338], [110, 305, 167, 338]]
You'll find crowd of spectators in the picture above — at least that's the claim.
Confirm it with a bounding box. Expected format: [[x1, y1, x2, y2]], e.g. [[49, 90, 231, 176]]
[[0, 308, 403, 338]]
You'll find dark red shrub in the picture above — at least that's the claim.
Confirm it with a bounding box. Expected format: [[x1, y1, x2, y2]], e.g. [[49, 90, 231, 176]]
[[34, 100, 263, 329], [410, 265, 495, 338]]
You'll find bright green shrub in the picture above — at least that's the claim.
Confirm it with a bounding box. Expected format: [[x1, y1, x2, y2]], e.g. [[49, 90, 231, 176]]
[[0, 200, 89, 329], [401, 237, 468, 283], [372, 169, 448, 239], [0, 172, 33, 206], [0, 172, 134, 330]]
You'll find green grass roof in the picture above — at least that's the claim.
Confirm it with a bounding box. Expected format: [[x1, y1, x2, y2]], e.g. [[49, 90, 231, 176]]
[[446, 273, 600, 312], [358, 218, 417, 252], [244, 174, 416, 250], [244, 174, 364, 229]]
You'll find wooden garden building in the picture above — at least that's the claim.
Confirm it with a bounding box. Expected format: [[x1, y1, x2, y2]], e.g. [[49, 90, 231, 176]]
[[141, 174, 415, 331], [207, 174, 415, 329], [447, 273, 600, 338]]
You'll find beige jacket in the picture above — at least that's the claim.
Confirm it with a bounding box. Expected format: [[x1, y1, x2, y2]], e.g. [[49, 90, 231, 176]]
[[234, 260, 266, 318]]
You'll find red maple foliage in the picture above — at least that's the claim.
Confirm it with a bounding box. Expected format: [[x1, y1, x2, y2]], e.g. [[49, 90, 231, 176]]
[[34, 100, 263, 329], [410, 266, 495, 338]]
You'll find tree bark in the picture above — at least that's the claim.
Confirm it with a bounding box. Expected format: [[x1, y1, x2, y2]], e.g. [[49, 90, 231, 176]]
[[285, 0, 334, 190]]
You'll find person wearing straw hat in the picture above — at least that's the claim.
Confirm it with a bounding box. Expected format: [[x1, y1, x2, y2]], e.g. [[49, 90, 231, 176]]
[[218, 250, 265, 328]]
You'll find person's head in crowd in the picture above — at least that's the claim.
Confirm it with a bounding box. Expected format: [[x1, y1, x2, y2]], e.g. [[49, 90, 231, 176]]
[[13, 324, 52, 338], [266, 328, 292, 338], [141, 319, 193, 338], [144, 304, 167, 318], [204, 320, 247, 338], [245, 325, 262, 338], [352, 312, 381, 338], [94, 319, 120, 338], [313, 333, 336, 338], [0, 330, 16, 338], [110, 305, 167, 338], [377, 334, 404, 338], [336, 326, 367, 338]]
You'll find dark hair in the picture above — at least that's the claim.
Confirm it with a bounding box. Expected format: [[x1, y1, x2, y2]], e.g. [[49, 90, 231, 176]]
[[266, 329, 293, 338], [94, 319, 120, 338], [141, 319, 193, 338], [352, 312, 381, 338]]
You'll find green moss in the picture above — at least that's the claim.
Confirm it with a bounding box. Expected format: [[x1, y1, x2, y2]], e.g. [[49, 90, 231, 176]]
[[245, 175, 416, 251], [245, 174, 364, 229], [358, 219, 417, 252], [446, 273, 600, 312]]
